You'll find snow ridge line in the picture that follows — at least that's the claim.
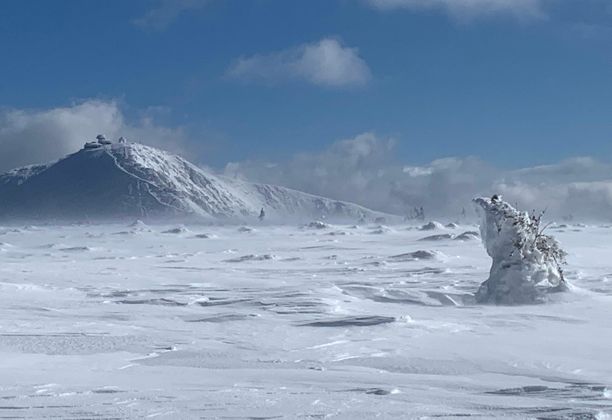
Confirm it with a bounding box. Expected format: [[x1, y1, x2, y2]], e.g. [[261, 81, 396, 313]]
[[102, 148, 185, 214]]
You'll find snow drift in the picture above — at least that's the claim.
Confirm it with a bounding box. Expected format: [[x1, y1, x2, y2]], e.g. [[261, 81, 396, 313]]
[[473, 196, 567, 304], [0, 140, 391, 223]]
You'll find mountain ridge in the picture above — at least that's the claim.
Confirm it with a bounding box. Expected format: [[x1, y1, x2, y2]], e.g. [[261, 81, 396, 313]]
[[0, 141, 394, 223]]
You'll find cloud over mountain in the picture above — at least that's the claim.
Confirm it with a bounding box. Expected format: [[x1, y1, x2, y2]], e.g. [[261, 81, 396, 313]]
[[226, 132, 612, 221], [0, 100, 190, 173], [3, 101, 612, 221]]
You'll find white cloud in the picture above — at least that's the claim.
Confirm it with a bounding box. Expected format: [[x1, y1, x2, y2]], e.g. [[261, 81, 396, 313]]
[[493, 159, 612, 220], [365, 0, 546, 21], [4, 104, 612, 222], [226, 38, 371, 87], [225, 132, 494, 218], [225, 131, 612, 222], [133, 0, 210, 30], [0, 100, 191, 173]]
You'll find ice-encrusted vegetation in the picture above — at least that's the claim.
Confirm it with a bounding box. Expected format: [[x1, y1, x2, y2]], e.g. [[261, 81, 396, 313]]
[[474, 195, 567, 304]]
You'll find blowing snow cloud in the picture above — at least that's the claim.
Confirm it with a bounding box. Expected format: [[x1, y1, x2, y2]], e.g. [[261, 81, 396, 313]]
[[3, 103, 612, 221], [225, 132, 612, 221]]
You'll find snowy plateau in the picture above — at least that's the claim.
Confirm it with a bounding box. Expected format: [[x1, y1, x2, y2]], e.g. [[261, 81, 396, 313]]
[[0, 143, 610, 419], [0, 220, 611, 419]]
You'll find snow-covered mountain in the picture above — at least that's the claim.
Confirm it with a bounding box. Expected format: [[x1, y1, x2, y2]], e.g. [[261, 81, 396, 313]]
[[0, 141, 392, 222]]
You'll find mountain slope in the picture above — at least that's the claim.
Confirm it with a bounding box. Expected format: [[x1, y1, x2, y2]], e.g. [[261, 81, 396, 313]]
[[0, 142, 392, 222]]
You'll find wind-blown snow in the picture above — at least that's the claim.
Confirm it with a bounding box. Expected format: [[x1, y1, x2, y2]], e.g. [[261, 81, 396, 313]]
[[0, 222, 610, 418]]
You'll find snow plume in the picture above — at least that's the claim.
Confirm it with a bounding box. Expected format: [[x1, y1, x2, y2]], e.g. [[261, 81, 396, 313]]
[[226, 133, 612, 222], [491, 157, 612, 221], [225, 132, 495, 219], [226, 133, 397, 211], [365, 0, 546, 21], [0, 100, 190, 173], [226, 38, 371, 88], [473, 196, 566, 304]]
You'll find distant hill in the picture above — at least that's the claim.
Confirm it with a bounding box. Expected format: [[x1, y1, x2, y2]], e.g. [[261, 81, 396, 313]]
[[0, 140, 393, 223]]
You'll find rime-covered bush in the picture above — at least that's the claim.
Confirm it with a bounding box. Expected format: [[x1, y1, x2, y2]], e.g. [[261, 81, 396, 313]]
[[473, 196, 567, 304]]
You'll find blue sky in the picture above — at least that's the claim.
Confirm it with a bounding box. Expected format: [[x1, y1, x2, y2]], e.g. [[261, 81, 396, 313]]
[[1, 0, 612, 170]]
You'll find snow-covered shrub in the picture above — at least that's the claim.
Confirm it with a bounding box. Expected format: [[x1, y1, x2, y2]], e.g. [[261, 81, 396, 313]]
[[83, 141, 102, 150], [420, 221, 445, 231], [473, 196, 567, 304], [162, 226, 189, 234], [305, 221, 329, 230]]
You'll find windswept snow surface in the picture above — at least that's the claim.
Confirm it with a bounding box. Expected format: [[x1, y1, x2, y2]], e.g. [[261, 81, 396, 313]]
[[0, 223, 610, 418]]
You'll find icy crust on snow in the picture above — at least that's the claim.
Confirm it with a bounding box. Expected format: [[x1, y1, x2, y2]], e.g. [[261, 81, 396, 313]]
[[473, 196, 567, 304], [0, 142, 392, 222]]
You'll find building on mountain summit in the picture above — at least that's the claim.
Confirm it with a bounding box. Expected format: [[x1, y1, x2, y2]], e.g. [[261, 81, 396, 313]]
[[96, 134, 112, 145], [84, 141, 102, 150]]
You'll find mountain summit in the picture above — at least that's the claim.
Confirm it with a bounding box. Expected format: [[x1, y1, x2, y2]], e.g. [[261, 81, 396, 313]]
[[0, 138, 389, 222]]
